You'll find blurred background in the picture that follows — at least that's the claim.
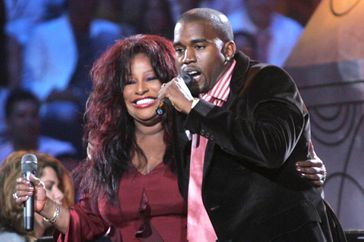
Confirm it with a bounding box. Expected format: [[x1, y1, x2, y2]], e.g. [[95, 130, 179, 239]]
[[1, 0, 363, 236]]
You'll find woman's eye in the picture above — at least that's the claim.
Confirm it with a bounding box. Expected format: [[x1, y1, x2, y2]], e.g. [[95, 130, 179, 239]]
[[125, 79, 136, 85], [146, 76, 158, 81]]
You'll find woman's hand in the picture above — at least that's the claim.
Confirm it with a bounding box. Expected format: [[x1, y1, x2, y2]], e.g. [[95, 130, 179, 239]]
[[296, 142, 327, 187], [14, 174, 48, 212]]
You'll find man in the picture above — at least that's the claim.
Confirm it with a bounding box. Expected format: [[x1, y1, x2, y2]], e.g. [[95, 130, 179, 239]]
[[0, 89, 77, 168], [159, 8, 332, 241]]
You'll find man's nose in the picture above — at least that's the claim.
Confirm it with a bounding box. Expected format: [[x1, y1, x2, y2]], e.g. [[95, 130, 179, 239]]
[[182, 47, 196, 64]]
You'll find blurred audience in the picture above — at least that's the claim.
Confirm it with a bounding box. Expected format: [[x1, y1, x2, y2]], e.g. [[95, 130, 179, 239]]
[[21, 0, 122, 152], [234, 30, 257, 59], [0, 88, 8, 141], [230, 0, 303, 66], [0, 150, 74, 241], [279, 0, 321, 26], [0, 0, 7, 87], [0, 89, 77, 168], [197, 0, 244, 20], [178, 0, 200, 15], [1, 4, 11, 138], [137, 0, 175, 40], [3, 0, 66, 89], [95, 0, 136, 36]]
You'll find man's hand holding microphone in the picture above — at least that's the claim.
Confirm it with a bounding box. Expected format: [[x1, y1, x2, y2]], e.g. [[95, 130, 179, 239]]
[[157, 73, 198, 115]]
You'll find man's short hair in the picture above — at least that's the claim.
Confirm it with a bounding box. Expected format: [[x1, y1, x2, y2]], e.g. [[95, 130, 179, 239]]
[[177, 8, 234, 42]]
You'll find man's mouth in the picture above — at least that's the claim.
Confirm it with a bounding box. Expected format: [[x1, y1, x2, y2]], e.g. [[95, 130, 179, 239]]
[[185, 70, 202, 82], [186, 70, 200, 77]]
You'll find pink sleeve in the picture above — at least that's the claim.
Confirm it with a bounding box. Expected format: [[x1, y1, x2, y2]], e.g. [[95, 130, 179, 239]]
[[56, 196, 110, 242]]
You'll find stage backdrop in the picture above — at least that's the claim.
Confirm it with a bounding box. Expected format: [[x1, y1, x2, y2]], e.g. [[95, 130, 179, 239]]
[[285, 0, 364, 230]]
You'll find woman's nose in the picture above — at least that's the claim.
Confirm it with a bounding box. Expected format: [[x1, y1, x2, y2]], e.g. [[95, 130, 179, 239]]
[[135, 82, 149, 95]]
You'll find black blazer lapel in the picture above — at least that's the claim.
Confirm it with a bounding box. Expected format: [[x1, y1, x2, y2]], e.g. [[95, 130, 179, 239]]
[[202, 52, 251, 177]]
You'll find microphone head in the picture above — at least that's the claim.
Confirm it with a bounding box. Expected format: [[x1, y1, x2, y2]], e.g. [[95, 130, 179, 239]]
[[180, 72, 192, 86], [21, 154, 37, 178]]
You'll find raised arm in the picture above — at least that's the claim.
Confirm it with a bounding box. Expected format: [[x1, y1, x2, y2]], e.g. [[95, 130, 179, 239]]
[[15, 173, 110, 241], [15, 174, 70, 233]]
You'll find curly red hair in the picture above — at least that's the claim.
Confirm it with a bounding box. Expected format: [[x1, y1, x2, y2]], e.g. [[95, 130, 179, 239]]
[[77, 35, 177, 205]]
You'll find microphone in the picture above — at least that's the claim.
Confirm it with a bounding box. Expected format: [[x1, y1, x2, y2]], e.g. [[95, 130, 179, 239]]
[[156, 98, 171, 116], [180, 71, 193, 87], [21, 153, 38, 231], [156, 72, 192, 116]]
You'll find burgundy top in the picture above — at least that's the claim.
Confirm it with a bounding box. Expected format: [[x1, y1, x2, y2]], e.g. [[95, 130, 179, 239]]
[[57, 162, 187, 241]]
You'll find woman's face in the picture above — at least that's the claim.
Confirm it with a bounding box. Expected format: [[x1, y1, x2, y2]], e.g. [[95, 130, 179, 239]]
[[40, 167, 64, 205], [123, 53, 162, 125]]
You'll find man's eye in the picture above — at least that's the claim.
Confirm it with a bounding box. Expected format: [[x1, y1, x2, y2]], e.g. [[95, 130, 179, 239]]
[[175, 47, 184, 54], [194, 45, 205, 50]]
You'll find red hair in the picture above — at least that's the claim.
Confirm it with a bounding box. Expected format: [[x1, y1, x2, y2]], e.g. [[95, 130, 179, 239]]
[[76, 35, 177, 206]]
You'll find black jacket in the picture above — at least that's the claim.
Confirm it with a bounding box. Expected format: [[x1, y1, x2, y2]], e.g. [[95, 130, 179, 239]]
[[173, 52, 332, 241]]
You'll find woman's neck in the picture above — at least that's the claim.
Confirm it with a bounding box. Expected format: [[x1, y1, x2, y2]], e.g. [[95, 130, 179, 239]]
[[134, 118, 163, 135], [133, 122, 166, 174]]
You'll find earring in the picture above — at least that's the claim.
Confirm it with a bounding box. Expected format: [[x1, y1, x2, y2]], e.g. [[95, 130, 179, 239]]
[[224, 56, 231, 64]]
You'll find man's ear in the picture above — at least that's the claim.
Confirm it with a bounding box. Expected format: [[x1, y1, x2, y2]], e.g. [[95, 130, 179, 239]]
[[223, 40, 236, 61]]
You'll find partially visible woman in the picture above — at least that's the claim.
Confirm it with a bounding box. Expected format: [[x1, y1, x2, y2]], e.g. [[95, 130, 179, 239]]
[[0, 150, 74, 242], [33, 151, 75, 239]]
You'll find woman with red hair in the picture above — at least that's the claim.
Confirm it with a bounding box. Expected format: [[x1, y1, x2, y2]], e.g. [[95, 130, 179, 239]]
[[15, 34, 186, 242]]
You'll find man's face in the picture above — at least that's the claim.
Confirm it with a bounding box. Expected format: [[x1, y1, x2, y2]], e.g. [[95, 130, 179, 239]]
[[7, 100, 40, 144], [173, 20, 226, 96]]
